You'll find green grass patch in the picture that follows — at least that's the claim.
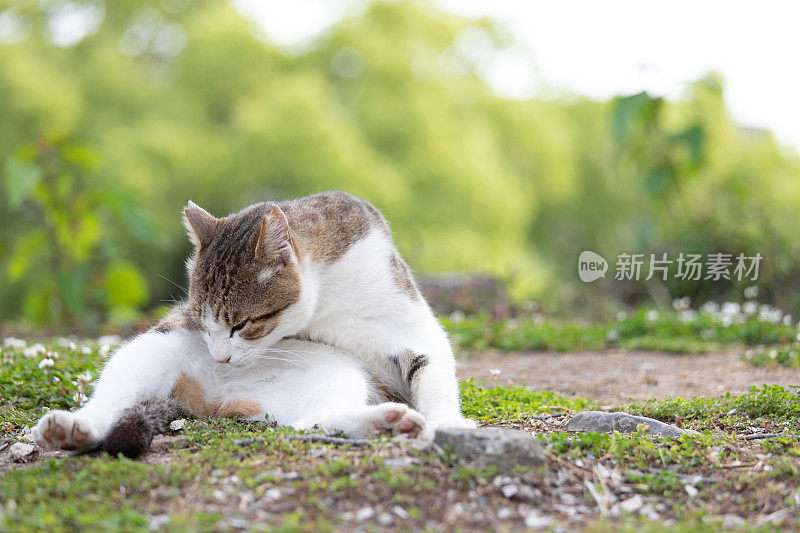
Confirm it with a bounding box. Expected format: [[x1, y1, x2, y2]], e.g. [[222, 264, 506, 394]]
[[442, 307, 798, 354], [746, 343, 800, 368], [459, 379, 596, 425]]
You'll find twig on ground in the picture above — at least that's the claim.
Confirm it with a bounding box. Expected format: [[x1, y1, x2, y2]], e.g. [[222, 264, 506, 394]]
[[286, 434, 372, 447], [530, 413, 568, 421]]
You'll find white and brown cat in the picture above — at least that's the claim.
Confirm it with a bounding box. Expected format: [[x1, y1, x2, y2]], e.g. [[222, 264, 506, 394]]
[[33, 191, 474, 457]]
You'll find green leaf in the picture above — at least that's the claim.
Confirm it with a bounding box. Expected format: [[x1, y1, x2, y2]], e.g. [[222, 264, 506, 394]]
[[3, 158, 43, 209], [103, 261, 149, 309], [6, 230, 47, 281]]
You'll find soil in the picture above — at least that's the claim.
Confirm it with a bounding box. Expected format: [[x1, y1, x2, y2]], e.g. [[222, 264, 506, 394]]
[[458, 350, 800, 406]]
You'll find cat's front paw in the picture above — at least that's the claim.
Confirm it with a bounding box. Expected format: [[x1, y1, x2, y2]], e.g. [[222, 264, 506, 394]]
[[371, 403, 426, 439], [423, 415, 477, 440], [32, 410, 100, 452]]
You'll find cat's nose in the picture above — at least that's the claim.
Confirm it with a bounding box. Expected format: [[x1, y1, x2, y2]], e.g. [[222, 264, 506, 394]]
[[218, 356, 231, 364]]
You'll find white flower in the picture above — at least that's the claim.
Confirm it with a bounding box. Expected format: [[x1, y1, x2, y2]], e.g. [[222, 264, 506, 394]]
[[672, 297, 691, 311], [97, 335, 122, 346], [72, 392, 88, 406], [81, 346, 92, 355], [23, 343, 46, 358], [38, 358, 55, 369], [645, 310, 659, 322], [3, 337, 26, 349], [52, 376, 60, 383], [743, 301, 758, 315], [77, 372, 92, 385], [489, 368, 502, 376], [700, 302, 719, 315], [744, 286, 759, 299], [616, 311, 627, 321], [48, 350, 59, 359], [721, 302, 740, 317], [449, 310, 465, 322]]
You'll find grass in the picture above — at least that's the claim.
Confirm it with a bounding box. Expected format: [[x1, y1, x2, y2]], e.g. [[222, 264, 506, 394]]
[[442, 306, 798, 354], [746, 343, 800, 368], [4, 337, 800, 530]]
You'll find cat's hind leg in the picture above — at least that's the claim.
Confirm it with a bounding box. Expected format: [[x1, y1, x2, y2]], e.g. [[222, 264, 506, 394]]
[[316, 402, 426, 439], [266, 339, 425, 439], [33, 328, 203, 456]]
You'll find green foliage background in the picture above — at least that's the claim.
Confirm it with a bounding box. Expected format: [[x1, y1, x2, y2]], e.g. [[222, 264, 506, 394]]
[[1, 0, 800, 328]]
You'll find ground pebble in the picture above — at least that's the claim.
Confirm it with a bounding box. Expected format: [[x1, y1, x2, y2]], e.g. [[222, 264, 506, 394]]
[[377, 512, 394, 526], [524, 511, 553, 530], [722, 514, 746, 529], [393, 505, 409, 519], [169, 419, 185, 431], [355, 507, 375, 521], [497, 507, 514, 520], [229, 518, 249, 530], [264, 488, 281, 501], [149, 435, 189, 452], [149, 514, 170, 530], [10, 442, 36, 462], [619, 494, 643, 513]]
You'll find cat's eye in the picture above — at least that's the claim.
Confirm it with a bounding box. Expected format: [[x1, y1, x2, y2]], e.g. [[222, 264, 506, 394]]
[[230, 319, 248, 337], [252, 309, 282, 323]]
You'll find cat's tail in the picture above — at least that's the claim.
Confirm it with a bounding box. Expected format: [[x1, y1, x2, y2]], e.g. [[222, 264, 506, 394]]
[[102, 398, 178, 458]]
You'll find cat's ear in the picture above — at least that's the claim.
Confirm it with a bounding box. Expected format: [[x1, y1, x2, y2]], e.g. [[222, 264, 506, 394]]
[[183, 201, 218, 248], [256, 205, 293, 265]]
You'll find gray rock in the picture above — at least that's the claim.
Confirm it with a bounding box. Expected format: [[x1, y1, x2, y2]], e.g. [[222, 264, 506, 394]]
[[10, 442, 37, 462], [149, 434, 189, 452], [433, 428, 545, 473], [565, 411, 696, 437], [169, 418, 185, 431]]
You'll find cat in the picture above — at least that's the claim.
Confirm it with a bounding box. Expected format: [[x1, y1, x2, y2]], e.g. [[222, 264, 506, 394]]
[[33, 191, 474, 456]]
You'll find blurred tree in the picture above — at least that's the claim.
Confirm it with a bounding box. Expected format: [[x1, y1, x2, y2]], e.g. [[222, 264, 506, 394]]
[[0, 0, 799, 326], [1, 138, 152, 328]]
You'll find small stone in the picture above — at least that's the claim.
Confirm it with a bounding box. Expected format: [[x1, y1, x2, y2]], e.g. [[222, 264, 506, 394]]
[[383, 457, 415, 469], [149, 435, 189, 452], [264, 488, 281, 501], [169, 419, 185, 431], [565, 411, 697, 437], [685, 484, 699, 497], [232, 438, 263, 447], [377, 512, 394, 526], [355, 507, 375, 521], [229, 518, 249, 530], [501, 484, 519, 499], [393, 505, 409, 519], [433, 427, 545, 473], [722, 514, 746, 530], [620, 494, 643, 513], [149, 514, 170, 530], [497, 507, 514, 520], [524, 511, 553, 530], [213, 490, 226, 502], [10, 442, 36, 462]]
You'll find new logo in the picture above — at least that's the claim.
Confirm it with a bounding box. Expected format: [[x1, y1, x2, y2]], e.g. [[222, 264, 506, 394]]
[[578, 251, 608, 282]]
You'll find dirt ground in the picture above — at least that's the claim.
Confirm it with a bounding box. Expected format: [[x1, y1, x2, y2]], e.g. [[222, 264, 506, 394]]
[[458, 350, 800, 406]]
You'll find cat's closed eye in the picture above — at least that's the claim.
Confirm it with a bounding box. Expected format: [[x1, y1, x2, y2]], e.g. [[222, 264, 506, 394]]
[[230, 320, 248, 337]]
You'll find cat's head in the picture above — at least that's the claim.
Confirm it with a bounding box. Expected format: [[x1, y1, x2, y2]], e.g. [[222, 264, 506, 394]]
[[182, 201, 314, 365]]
